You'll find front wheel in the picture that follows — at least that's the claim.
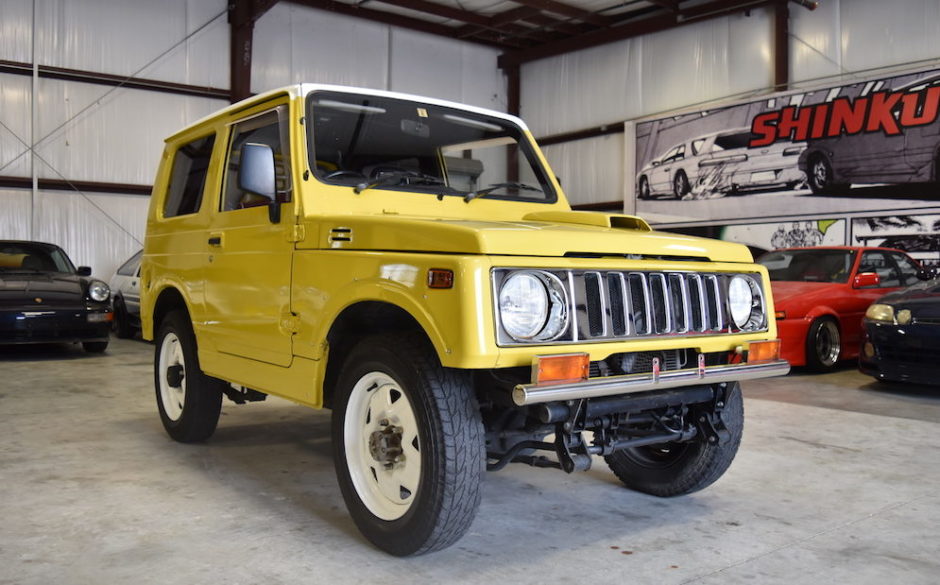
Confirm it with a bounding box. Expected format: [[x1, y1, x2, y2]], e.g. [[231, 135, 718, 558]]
[[154, 310, 222, 443], [637, 176, 651, 200], [605, 382, 744, 497], [806, 317, 841, 372], [332, 334, 485, 556]]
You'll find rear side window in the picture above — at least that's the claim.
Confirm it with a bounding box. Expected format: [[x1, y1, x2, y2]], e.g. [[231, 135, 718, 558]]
[[163, 134, 216, 218]]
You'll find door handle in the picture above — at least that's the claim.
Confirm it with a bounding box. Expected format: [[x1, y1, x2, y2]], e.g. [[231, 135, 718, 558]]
[[208, 233, 223, 247]]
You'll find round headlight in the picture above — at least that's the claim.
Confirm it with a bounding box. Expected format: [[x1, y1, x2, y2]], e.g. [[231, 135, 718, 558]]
[[728, 276, 753, 328], [499, 273, 548, 340], [88, 280, 110, 302]]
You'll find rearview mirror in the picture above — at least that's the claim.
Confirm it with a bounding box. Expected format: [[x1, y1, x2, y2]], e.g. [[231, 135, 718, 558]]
[[238, 143, 280, 224], [854, 272, 880, 288]]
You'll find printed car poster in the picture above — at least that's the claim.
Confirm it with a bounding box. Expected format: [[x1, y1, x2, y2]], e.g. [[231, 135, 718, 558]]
[[851, 214, 940, 268], [634, 67, 940, 225], [670, 219, 846, 259]]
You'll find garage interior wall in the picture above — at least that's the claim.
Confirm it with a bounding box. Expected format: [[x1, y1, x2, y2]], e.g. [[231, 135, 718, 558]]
[[523, 0, 940, 212], [0, 0, 505, 279]]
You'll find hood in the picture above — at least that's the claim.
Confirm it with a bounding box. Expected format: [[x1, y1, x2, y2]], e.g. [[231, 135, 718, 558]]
[[877, 278, 940, 318], [0, 272, 88, 306], [770, 280, 838, 307], [311, 211, 753, 263]]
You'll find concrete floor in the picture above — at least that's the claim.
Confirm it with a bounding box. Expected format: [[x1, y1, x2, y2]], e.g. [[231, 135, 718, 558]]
[[2, 338, 939, 585]]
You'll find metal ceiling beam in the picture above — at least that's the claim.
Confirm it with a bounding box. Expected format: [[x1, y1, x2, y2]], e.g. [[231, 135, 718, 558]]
[[370, 0, 491, 26], [286, 0, 510, 48], [499, 0, 773, 67], [646, 0, 680, 12], [509, 0, 612, 27], [230, 0, 281, 103]]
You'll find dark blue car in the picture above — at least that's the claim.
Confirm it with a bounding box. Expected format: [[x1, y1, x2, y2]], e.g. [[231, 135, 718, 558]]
[[859, 277, 940, 385], [0, 241, 113, 352]]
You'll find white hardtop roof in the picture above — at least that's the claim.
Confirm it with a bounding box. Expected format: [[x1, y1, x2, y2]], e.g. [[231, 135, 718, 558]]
[[168, 83, 528, 143]]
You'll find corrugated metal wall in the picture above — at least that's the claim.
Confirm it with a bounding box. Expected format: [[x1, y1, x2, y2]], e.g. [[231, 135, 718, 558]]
[[0, 0, 506, 279], [522, 0, 940, 209], [2, 0, 940, 275]]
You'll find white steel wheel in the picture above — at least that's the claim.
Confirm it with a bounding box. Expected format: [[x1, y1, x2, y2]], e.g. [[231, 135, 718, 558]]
[[153, 310, 222, 443], [331, 333, 485, 556], [344, 371, 422, 521], [158, 332, 186, 421]]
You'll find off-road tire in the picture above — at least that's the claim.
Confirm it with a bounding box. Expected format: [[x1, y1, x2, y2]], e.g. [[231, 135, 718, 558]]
[[604, 382, 744, 497], [332, 333, 485, 556], [805, 316, 841, 372], [154, 310, 223, 443]]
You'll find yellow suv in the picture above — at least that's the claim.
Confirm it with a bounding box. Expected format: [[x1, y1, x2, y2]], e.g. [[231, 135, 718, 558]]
[[141, 84, 788, 556]]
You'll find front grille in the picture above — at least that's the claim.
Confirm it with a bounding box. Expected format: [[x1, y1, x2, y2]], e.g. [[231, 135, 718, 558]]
[[572, 270, 729, 341]]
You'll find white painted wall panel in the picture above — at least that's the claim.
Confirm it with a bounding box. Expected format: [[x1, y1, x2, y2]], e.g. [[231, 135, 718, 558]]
[[32, 78, 226, 185], [541, 134, 624, 207], [0, 189, 145, 279], [30, 0, 228, 88], [31, 190, 147, 279], [0, 0, 33, 63], [252, 3, 505, 110], [0, 189, 33, 240], [252, 2, 389, 93], [0, 74, 33, 178], [521, 9, 773, 138]]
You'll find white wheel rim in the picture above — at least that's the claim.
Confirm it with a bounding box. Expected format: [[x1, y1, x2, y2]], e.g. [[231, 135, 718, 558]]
[[344, 371, 421, 521], [158, 332, 186, 421]]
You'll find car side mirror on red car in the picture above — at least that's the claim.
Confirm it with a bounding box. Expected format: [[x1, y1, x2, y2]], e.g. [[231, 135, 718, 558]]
[[854, 272, 880, 288]]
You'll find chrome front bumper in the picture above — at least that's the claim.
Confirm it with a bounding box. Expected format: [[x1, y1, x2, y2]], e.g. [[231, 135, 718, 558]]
[[512, 359, 790, 406]]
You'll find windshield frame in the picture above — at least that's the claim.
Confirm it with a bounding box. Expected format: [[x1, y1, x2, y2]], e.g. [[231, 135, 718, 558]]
[[304, 90, 558, 204]]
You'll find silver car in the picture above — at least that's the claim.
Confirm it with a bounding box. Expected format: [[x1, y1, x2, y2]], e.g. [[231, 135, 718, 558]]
[[638, 128, 805, 200], [109, 250, 142, 338]]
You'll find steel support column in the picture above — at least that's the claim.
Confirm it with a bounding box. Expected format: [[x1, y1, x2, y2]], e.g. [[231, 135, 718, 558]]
[[774, 0, 789, 91]]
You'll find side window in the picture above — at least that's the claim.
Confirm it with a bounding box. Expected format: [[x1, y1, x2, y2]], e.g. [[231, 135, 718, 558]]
[[116, 250, 143, 277], [222, 107, 291, 212], [890, 252, 921, 286], [859, 251, 900, 287], [163, 134, 216, 218]]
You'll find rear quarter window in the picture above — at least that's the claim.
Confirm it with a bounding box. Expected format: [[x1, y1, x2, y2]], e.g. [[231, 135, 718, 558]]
[[163, 134, 216, 218]]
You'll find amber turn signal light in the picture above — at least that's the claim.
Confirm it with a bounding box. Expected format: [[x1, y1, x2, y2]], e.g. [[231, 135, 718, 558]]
[[533, 353, 590, 385], [427, 268, 454, 289], [747, 339, 781, 363]]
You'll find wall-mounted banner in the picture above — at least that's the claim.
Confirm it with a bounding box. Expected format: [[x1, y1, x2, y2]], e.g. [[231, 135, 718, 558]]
[[851, 213, 940, 268], [634, 68, 940, 225]]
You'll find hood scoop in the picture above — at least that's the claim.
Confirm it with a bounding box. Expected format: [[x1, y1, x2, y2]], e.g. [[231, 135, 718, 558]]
[[522, 210, 651, 232]]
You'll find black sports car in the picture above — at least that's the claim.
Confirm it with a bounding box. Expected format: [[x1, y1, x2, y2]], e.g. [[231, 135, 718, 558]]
[[859, 277, 940, 385], [0, 240, 112, 352]]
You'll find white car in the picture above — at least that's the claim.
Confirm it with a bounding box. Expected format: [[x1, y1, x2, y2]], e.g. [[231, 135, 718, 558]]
[[637, 128, 805, 200], [109, 250, 142, 338]]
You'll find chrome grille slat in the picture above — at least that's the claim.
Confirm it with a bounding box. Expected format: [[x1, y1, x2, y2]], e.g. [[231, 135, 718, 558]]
[[571, 270, 743, 341]]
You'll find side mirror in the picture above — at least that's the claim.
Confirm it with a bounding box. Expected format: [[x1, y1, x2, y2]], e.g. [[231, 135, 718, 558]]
[[76, 266, 92, 277], [651, 160, 661, 167], [853, 272, 880, 288], [238, 143, 280, 224], [916, 268, 937, 281]]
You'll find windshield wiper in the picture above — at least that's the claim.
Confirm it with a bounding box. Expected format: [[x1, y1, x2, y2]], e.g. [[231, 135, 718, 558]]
[[353, 170, 445, 194], [463, 182, 543, 203]]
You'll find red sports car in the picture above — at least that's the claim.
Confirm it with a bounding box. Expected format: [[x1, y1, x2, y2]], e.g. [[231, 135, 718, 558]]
[[757, 246, 927, 371]]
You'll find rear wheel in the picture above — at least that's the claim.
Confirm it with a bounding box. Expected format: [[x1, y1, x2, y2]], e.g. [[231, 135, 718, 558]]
[[154, 310, 222, 443], [673, 170, 691, 199], [605, 382, 744, 497], [807, 154, 849, 194], [332, 334, 484, 556], [806, 317, 841, 372]]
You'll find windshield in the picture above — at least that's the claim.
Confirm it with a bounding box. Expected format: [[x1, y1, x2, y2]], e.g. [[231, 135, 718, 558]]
[[0, 242, 76, 274], [758, 249, 857, 283], [306, 90, 556, 202]]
